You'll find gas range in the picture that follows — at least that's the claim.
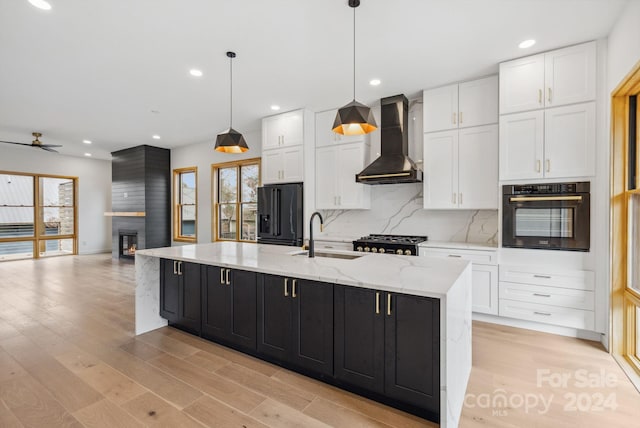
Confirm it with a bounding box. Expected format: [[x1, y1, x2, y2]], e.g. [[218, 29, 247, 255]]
[[352, 234, 428, 256]]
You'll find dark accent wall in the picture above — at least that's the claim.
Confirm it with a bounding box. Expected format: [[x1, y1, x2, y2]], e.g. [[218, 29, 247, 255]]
[[111, 145, 170, 258]]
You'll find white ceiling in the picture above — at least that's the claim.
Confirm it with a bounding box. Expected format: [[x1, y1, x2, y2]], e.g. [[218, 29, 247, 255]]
[[0, 0, 628, 160]]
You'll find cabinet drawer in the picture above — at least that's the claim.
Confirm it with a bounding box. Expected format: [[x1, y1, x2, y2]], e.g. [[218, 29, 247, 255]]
[[499, 282, 594, 311], [313, 240, 353, 252], [419, 247, 497, 265], [499, 265, 594, 291], [499, 299, 594, 330]]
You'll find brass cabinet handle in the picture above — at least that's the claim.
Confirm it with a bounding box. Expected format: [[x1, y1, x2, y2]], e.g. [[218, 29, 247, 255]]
[[547, 87, 552, 103], [177, 261, 182, 276], [173, 260, 177, 275], [459, 111, 463, 123], [375, 292, 380, 314], [534, 311, 551, 316], [225, 269, 230, 285], [459, 193, 463, 205], [546, 159, 551, 173], [452, 112, 456, 124], [387, 294, 392, 316], [292, 279, 297, 298], [536, 160, 541, 173], [452, 193, 456, 205], [284, 278, 289, 297], [538, 89, 542, 104], [533, 293, 551, 297], [220, 268, 225, 284]]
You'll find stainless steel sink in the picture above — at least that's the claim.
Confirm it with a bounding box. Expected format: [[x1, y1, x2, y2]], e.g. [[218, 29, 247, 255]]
[[290, 250, 363, 260]]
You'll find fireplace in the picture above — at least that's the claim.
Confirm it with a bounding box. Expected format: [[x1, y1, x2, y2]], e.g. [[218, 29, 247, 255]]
[[119, 230, 138, 259]]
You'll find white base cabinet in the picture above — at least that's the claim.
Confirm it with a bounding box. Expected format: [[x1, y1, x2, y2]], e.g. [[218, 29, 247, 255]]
[[424, 124, 498, 209], [419, 246, 498, 315], [498, 265, 595, 331]]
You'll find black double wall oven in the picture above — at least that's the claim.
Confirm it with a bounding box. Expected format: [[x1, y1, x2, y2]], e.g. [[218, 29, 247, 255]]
[[502, 182, 590, 251]]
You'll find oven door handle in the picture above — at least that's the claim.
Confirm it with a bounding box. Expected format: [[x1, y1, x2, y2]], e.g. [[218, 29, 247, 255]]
[[508, 195, 583, 202]]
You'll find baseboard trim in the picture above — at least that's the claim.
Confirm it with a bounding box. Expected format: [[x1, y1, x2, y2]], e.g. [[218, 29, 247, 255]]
[[473, 313, 604, 342]]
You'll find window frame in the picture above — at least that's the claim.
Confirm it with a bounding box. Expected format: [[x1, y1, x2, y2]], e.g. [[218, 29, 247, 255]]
[[0, 171, 78, 259], [173, 167, 198, 243], [211, 158, 261, 243]]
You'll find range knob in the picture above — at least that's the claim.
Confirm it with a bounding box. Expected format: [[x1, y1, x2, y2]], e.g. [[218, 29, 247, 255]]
[[404, 249, 412, 256], [396, 249, 403, 255], [371, 247, 378, 253], [356, 246, 363, 252], [364, 247, 370, 252], [378, 248, 385, 254]]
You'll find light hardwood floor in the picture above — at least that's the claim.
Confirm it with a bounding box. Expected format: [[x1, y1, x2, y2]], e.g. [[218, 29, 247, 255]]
[[0, 254, 638, 428]]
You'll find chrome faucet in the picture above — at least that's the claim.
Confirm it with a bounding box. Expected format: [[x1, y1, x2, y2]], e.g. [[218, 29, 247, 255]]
[[308, 211, 324, 258]]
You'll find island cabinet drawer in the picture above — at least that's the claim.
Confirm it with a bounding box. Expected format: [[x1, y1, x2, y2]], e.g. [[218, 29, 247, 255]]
[[419, 247, 497, 265], [499, 299, 595, 331], [499, 265, 594, 291], [499, 282, 594, 311], [313, 240, 353, 252]]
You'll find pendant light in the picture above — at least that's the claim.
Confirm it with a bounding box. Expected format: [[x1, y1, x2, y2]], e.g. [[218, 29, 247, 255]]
[[332, 0, 377, 136], [215, 51, 249, 153]]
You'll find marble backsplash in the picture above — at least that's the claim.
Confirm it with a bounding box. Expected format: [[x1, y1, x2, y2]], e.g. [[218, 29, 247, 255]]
[[318, 183, 498, 245]]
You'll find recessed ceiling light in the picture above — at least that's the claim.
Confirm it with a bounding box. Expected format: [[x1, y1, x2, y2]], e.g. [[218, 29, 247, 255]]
[[369, 79, 381, 86], [28, 0, 51, 10], [84, 153, 92, 157], [152, 135, 161, 140], [518, 39, 536, 49], [189, 69, 203, 77], [82, 139, 92, 144], [271, 105, 280, 111]]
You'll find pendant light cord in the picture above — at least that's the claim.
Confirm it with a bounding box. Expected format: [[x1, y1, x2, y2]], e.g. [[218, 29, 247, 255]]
[[229, 55, 233, 128], [353, 4, 356, 102]]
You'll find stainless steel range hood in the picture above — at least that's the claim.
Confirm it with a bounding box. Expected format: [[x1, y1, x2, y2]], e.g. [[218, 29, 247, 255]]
[[355, 94, 422, 184]]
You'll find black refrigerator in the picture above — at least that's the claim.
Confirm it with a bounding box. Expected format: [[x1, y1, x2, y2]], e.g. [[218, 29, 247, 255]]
[[257, 182, 303, 246]]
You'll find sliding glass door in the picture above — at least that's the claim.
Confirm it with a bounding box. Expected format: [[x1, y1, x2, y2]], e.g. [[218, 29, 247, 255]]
[[0, 172, 77, 260]]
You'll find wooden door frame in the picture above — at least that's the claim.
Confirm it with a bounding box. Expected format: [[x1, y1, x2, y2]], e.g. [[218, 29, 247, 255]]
[[610, 59, 640, 377]]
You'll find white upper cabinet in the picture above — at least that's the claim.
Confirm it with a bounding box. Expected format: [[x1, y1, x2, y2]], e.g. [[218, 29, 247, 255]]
[[261, 109, 311, 185], [423, 124, 498, 210], [262, 109, 305, 150], [315, 142, 370, 210], [499, 103, 595, 180], [315, 109, 364, 147], [423, 75, 498, 133], [544, 102, 596, 178], [499, 110, 544, 180], [499, 41, 596, 114], [423, 84, 458, 133]]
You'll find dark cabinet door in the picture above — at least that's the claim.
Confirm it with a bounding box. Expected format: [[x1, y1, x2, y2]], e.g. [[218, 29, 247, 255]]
[[292, 279, 333, 376], [176, 261, 202, 335], [257, 274, 292, 362], [334, 285, 384, 394], [201, 265, 229, 341], [160, 259, 201, 335], [228, 269, 257, 351], [160, 259, 179, 323], [384, 293, 440, 414]]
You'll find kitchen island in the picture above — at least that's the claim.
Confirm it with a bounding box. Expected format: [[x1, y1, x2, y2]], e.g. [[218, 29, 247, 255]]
[[135, 242, 472, 427]]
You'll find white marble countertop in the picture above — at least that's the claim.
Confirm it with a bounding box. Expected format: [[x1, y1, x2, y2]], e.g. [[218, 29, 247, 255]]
[[136, 242, 470, 299], [419, 241, 498, 251]]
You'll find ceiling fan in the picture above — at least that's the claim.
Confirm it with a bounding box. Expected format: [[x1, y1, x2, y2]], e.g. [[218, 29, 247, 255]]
[[0, 132, 62, 153]]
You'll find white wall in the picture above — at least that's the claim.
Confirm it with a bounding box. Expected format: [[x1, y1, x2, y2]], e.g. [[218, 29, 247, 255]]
[[170, 130, 262, 245], [0, 146, 112, 254], [607, 0, 640, 92]]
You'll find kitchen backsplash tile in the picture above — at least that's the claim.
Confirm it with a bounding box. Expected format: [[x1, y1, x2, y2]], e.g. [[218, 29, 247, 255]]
[[319, 183, 498, 245]]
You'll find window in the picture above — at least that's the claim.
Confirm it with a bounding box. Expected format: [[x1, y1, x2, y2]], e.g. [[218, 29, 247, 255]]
[[0, 171, 77, 260], [212, 158, 260, 242], [612, 69, 640, 380], [173, 167, 197, 242]]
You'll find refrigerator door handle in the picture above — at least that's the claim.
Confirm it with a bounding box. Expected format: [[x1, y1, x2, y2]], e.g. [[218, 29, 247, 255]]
[[274, 188, 281, 236]]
